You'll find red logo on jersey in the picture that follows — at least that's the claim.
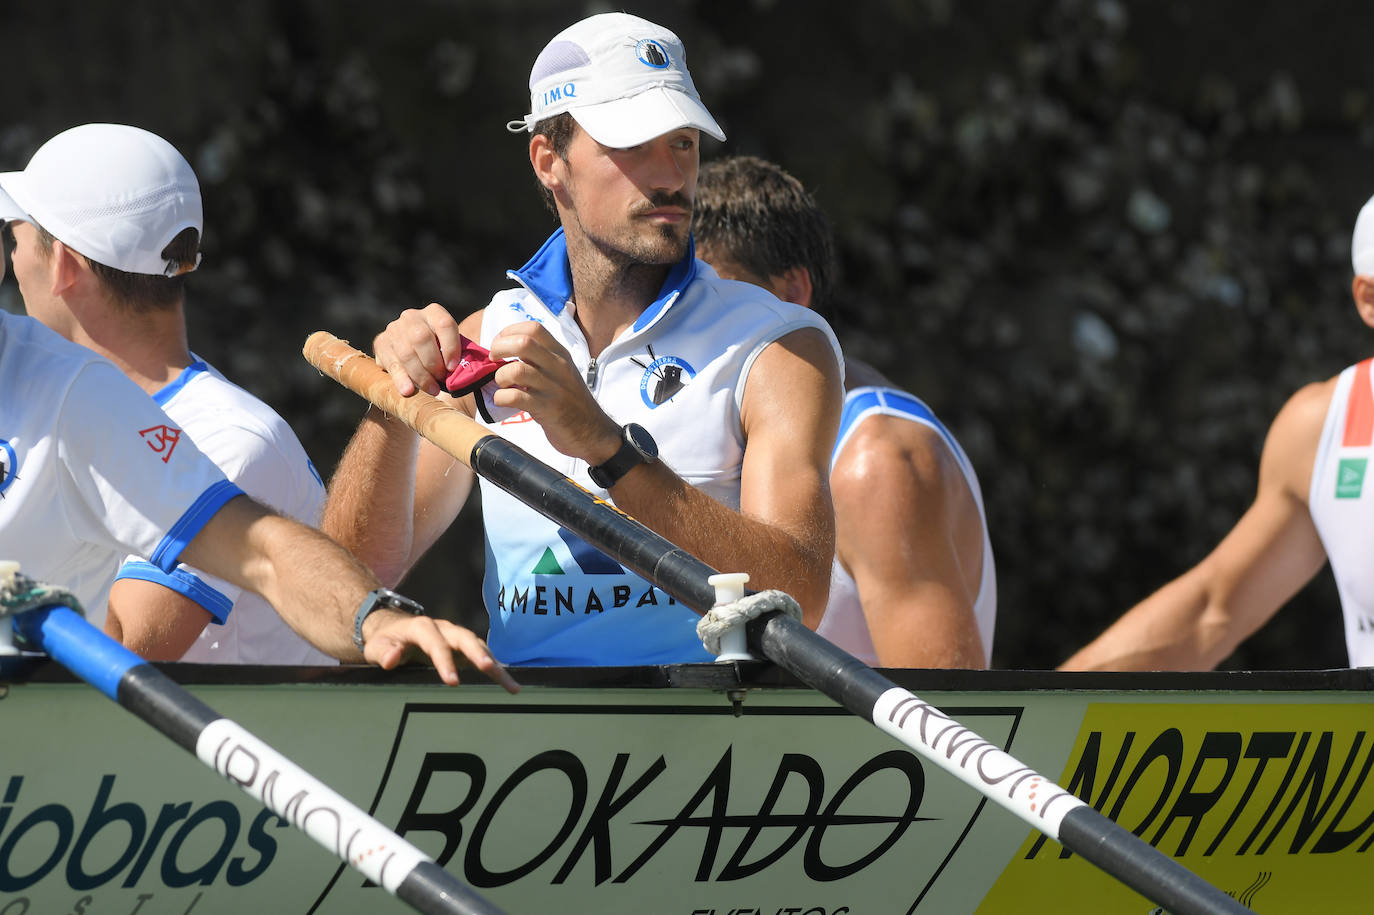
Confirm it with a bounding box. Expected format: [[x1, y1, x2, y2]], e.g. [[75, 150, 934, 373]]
[[139, 424, 183, 463]]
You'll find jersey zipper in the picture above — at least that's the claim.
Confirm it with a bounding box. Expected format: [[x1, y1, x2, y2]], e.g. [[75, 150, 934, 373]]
[[585, 357, 599, 390]]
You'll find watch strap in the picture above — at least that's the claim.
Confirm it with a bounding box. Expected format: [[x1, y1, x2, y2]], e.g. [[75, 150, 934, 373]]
[[588, 436, 644, 489], [352, 588, 426, 653]]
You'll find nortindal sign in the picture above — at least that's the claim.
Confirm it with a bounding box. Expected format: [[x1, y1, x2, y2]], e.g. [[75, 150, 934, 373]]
[[981, 703, 1372, 913]]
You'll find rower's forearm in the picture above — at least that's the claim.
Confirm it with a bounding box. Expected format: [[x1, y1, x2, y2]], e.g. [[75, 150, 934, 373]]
[[322, 408, 422, 587], [614, 469, 834, 619], [1062, 579, 1225, 671], [249, 513, 379, 661]]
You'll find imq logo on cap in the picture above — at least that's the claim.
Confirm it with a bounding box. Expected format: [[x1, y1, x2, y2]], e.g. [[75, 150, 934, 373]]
[[636, 39, 671, 69]]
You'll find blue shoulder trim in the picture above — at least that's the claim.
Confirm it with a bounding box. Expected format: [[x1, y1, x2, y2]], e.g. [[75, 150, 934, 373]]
[[116, 560, 233, 623], [835, 388, 965, 467]]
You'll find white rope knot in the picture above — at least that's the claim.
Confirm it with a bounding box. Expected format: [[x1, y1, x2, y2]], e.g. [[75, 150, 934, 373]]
[[696, 589, 801, 656], [0, 561, 85, 619]]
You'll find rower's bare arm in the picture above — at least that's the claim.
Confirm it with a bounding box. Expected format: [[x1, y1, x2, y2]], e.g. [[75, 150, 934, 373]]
[[834, 418, 987, 668], [323, 407, 471, 587], [181, 494, 517, 690], [321, 308, 482, 586], [1061, 381, 1334, 671], [105, 580, 213, 661], [614, 327, 842, 623]]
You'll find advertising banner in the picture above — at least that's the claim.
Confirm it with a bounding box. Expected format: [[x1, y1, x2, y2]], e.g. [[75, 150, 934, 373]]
[[0, 671, 1366, 914]]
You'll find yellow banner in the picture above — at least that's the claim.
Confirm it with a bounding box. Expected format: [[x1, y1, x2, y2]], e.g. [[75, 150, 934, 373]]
[[978, 703, 1372, 914]]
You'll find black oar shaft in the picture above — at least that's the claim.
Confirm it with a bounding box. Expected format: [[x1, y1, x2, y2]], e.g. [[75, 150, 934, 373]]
[[471, 435, 719, 610], [473, 438, 1250, 915]]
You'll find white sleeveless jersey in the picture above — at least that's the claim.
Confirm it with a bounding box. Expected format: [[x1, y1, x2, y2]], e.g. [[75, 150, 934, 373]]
[[1308, 358, 1374, 666], [116, 359, 336, 665], [818, 386, 997, 666], [0, 311, 240, 618], [474, 230, 843, 665]]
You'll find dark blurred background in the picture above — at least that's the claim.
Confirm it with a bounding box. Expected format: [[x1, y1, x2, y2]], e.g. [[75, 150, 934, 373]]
[[5, 0, 1371, 670]]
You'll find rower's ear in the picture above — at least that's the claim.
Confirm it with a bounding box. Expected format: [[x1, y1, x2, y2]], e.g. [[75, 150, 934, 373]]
[[1354, 275, 1374, 329]]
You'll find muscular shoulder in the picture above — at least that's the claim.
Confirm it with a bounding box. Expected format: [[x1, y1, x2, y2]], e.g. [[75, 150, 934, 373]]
[[1259, 376, 1338, 500], [831, 414, 964, 509]]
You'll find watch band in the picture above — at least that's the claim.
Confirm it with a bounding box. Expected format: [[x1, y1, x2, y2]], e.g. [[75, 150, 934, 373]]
[[352, 588, 426, 653], [588, 424, 657, 489]]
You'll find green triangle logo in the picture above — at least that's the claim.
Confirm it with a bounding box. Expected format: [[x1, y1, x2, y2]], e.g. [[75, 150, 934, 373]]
[[1337, 457, 1367, 499], [532, 547, 565, 575]]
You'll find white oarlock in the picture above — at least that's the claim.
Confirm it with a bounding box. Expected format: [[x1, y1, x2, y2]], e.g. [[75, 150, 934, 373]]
[[706, 572, 754, 661]]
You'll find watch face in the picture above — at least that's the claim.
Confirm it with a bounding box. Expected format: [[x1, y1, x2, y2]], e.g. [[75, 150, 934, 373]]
[[625, 423, 658, 460]]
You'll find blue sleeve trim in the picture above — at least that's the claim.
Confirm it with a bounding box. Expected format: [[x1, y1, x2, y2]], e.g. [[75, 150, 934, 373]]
[[148, 481, 245, 573], [117, 560, 233, 623]]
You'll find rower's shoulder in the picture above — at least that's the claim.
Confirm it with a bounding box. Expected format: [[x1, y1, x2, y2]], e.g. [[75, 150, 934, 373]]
[[1273, 373, 1341, 440]]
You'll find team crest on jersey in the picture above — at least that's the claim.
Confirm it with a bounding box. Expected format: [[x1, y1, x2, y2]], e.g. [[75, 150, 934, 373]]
[[139, 424, 183, 464], [0, 440, 16, 496], [632, 346, 695, 408]]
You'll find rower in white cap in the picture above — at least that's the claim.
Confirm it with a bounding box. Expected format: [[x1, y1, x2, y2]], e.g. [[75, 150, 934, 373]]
[[324, 12, 847, 667]]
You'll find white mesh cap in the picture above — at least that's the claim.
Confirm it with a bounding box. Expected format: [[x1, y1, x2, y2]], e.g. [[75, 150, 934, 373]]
[[1354, 193, 1374, 277], [506, 12, 725, 149], [0, 124, 202, 277]]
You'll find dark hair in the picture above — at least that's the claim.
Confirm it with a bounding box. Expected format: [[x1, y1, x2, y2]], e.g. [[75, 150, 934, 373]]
[[34, 224, 198, 312], [532, 112, 576, 216], [693, 155, 837, 318]]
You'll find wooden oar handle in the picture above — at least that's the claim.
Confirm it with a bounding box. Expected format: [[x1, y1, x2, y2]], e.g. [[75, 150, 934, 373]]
[[302, 331, 490, 468]]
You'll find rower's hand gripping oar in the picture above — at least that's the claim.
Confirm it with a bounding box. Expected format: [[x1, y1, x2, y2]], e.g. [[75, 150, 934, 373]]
[[304, 332, 1253, 915], [0, 562, 507, 915]]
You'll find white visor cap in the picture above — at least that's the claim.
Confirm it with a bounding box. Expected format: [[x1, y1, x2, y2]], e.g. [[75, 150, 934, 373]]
[[1353, 193, 1374, 278], [509, 12, 726, 149], [0, 123, 202, 277]]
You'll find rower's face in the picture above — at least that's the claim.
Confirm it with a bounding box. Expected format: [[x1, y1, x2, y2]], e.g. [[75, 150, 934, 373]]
[[558, 126, 699, 266]]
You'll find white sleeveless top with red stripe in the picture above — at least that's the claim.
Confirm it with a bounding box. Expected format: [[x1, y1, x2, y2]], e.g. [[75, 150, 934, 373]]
[[1308, 358, 1374, 666]]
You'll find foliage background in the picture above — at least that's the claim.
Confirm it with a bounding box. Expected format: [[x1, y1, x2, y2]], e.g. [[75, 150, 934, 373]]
[[6, 0, 1372, 669]]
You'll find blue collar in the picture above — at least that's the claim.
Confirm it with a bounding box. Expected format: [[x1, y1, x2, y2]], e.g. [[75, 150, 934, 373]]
[[507, 228, 700, 332], [154, 358, 209, 406]]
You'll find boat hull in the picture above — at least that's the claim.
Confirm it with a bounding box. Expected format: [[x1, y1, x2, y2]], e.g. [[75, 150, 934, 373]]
[[0, 664, 1368, 914]]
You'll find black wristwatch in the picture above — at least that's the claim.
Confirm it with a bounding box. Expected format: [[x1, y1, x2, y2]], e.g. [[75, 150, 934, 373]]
[[587, 423, 658, 489], [352, 588, 426, 653]]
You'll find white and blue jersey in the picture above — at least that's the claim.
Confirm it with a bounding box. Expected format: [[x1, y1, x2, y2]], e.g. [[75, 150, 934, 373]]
[[475, 230, 842, 665], [818, 386, 997, 665], [116, 358, 335, 664], [0, 311, 241, 621]]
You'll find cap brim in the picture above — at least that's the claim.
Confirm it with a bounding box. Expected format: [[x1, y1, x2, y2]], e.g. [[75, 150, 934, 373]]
[[0, 174, 27, 222], [571, 87, 726, 149]]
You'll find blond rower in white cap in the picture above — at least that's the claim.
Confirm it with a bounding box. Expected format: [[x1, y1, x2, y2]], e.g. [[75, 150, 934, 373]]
[[0, 125, 517, 690], [1063, 194, 1374, 671], [324, 12, 846, 666]]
